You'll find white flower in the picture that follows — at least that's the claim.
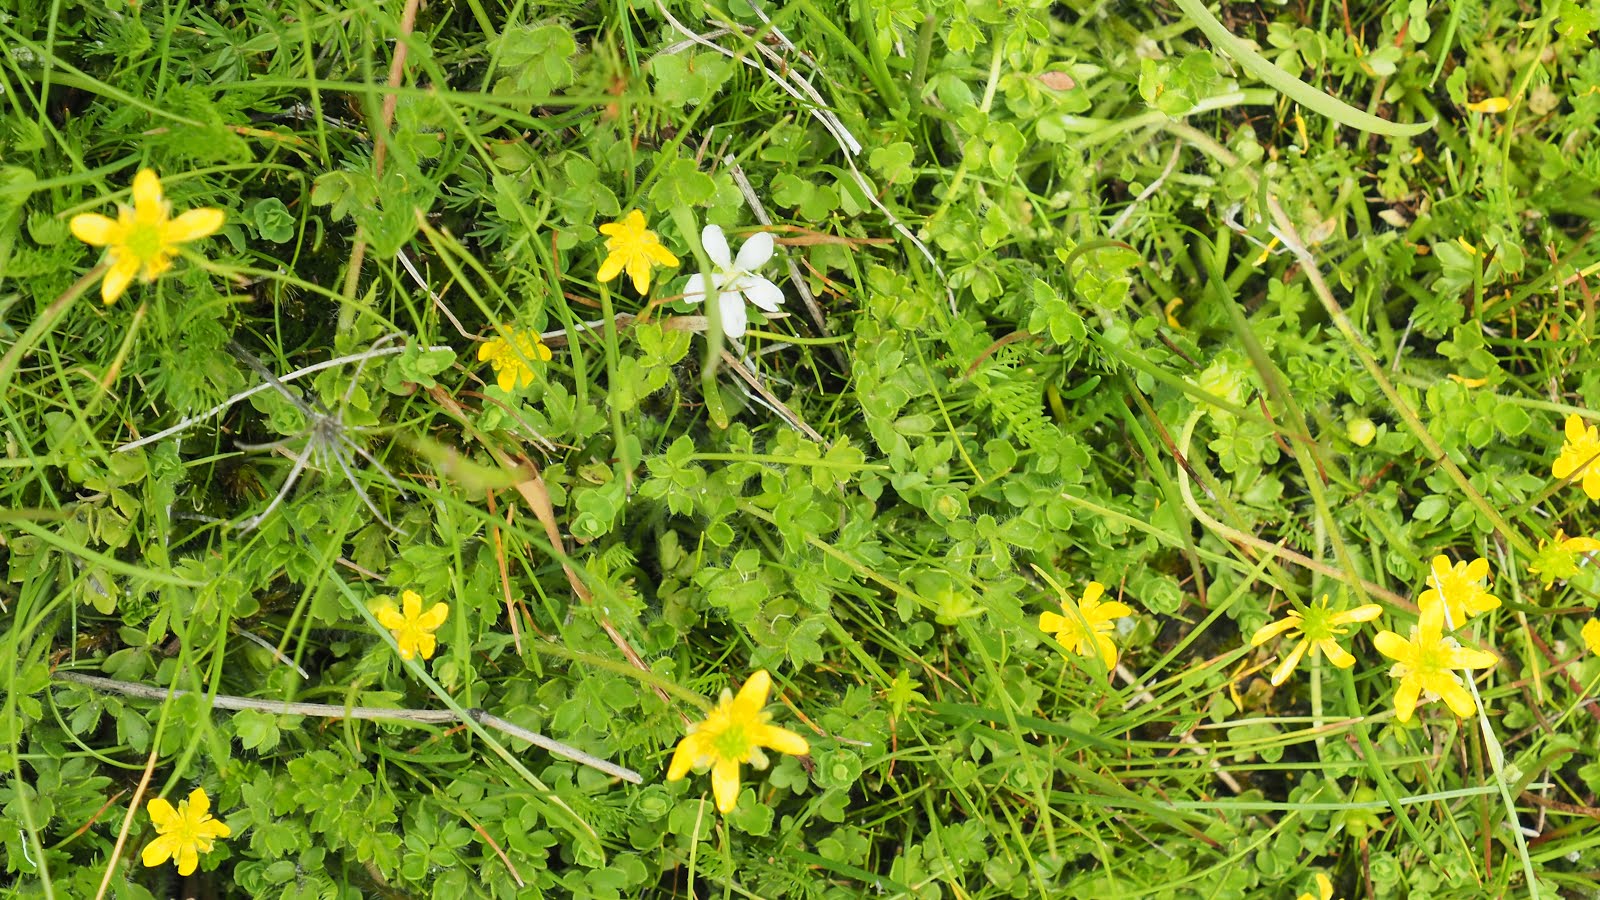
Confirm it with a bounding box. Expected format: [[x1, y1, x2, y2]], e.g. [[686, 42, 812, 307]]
[[682, 224, 785, 339]]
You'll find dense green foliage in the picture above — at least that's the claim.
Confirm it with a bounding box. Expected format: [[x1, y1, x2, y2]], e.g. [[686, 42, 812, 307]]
[[5, 0, 1600, 897]]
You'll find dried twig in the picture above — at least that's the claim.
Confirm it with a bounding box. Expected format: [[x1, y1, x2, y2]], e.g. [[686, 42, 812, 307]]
[[116, 343, 450, 454], [723, 155, 835, 347], [652, 2, 954, 312], [55, 671, 641, 784]]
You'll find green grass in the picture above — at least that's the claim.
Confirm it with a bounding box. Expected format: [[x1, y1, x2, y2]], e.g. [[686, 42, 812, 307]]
[[5, 0, 1600, 897]]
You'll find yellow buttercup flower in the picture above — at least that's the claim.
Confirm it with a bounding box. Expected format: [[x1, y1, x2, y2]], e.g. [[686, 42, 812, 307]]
[[1583, 619, 1600, 654], [1250, 595, 1382, 686], [1418, 555, 1500, 627], [667, 670, 810, 814], [1296, 873, 1338, 900], [597, 209, 679, 293], [375, 589, 449, 660], [70, 168, 225, 305], [1528, 531, 1600, 587], [1554, 414, 1600, 500], [1372, 597, 1498, 722], [141, 787, 231, 877], [477, 328, 552, 392], [1038, 581, 1133, 671]]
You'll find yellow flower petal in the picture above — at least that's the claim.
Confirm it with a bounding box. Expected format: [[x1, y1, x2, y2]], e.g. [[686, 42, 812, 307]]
[[1466, 96, 1510, 113], [71, 212, 122, 246], [1393, 678, 1421, 723], [1319, 638, 1355, 669], [101, 254, 140, 305], [1372, 630, 1409, 661], [417, 601, 449, 631], [1329, 604, 1383, 625], [1092, 600, 1133, 621], [1250, 615, 1301, 646], [757, 723, 810, 757], [711, 757, 742, 813], [131, 168, 165, 218], [1269, 637, 1308, 686], [1093, 632, 1119, 670], [1038, 610, 1066, 633], [401, 589, 423, 619], [628, 257, 652, 294], [733, 669, 773, 714], [375, 602, 406, 631], [141, 832, 178, 869], [1584, 619, 1600, 654], [647, 242, 680, 268], [596, 253, 625, 283], [667, 732, 707, 781], [146, 798, 180, 830], [1444, 644, 1498, 670], [413, 632, 437, 660], [175, 842, 200, 877], [1433, 676, 1477, 717], [166, 207, 225, 243], [185, 788, 210, 818]]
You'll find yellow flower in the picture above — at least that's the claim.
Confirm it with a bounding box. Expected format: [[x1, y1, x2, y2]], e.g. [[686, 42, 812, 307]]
[[140, 787, 231, 877], [375, 589, 449, 660], [1296, 873, 1338, 900], [1250, 595, 1382, 686], [1583, 619, 1600, 654], [1418, 555, 1500, 627], [70, 168, 225, 305], [1553, 414, 1600, 500], [1372, 596, 1498, 722], [597, 209, 679, 293], [1465, 96, 1510, 114], [666, 670, 810, 813], [1038, 581, 1134, 670], [476, 328, 552, 392], [1528, 531, 1600, 587]]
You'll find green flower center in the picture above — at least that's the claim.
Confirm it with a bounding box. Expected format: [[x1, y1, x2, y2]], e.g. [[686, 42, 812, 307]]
[[1296, 603, 1343, 643], [1532, 545, 1579, 580], [711, 721, 751, 761], [125, 222, 166, 263], [1412, 638, 1452, 675]]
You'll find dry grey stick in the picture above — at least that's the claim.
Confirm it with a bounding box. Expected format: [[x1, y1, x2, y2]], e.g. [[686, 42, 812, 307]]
[[722, 155, 839, 357], [397, 248, 473, 340], [719, 349, 825, 442], [1108, 142, 1183, 237], [652, 1, 955, 313], [116, 343, 452, 454], [55, 671, 641, 784]]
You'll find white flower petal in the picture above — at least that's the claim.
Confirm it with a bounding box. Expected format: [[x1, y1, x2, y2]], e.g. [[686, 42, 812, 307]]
[[734, 231, 774, 270], [718, 293, 748, 338], [700, 224, 731, 269], [682, 273, 708, 304], [743, 276, 786, 312]]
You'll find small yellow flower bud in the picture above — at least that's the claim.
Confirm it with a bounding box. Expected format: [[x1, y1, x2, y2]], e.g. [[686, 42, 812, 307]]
[[1346, 417, 1376, 447]]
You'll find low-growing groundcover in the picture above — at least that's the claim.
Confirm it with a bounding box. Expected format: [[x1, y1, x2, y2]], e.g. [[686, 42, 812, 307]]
[[6, 0, 1600, 896]]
